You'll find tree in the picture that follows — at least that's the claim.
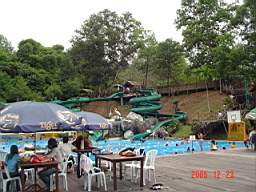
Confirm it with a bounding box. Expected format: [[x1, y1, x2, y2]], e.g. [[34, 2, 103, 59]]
[[45, 84, 63, 100], [16, 39, 43, 67], [176, 0, 234, 68], [155, 39, 186, 94], [70, 9, 147, 93], [62, 78, 82, 99], [231, 0, 256, 81], [194, 64, 217, 112], [135, 33, 158, 88], [0, 34, 13, 53]]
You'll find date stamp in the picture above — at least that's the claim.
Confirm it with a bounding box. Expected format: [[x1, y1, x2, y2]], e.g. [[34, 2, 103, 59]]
[[192, 170, 235, 179]]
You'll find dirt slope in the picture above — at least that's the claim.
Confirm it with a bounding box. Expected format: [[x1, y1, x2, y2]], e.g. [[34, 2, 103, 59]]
[[84, 91, 227, 123], [160, 91, 226, 123]]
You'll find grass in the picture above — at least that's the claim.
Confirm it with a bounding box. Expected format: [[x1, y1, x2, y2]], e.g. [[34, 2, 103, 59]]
[[173, 124, 192, 138]]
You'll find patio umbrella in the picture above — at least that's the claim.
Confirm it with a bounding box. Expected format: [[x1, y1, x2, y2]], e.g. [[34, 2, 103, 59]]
[[0, 101, 86, 133], [245, 107, 256, 120], [76, 112, 112, 130]]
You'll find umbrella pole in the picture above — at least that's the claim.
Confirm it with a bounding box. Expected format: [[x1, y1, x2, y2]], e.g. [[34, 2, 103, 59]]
[[34, 133, 36, 153]]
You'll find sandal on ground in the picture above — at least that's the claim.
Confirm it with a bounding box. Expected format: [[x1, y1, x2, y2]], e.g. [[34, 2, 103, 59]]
[[150, 183, 168, 190]]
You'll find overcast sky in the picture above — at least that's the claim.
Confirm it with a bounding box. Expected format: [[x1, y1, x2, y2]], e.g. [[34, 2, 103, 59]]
[[0, 0, 182, 49]]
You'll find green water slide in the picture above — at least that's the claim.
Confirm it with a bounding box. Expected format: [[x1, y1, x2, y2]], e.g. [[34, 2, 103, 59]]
[[50, 92, 123, 110], [91, 131, 103, 141], [127, 119, 178, 141], [129, 94, 162, 114], [127, 90, 187, 140]]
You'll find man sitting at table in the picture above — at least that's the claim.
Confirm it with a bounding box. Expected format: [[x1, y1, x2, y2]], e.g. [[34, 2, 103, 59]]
[[38, 138, 63, 191]]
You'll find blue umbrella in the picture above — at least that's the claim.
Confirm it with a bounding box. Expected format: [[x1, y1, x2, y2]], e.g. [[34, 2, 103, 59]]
[[0, 101, 86, 133], [76, 112, 112, 130]]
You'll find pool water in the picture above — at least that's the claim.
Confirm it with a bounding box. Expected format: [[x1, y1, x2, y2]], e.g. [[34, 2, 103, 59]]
[[0, 139, 245, 156], [96, 139, 245, 156]]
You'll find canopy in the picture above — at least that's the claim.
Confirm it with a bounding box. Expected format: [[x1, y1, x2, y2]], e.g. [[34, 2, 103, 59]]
[[0, 101, 86, 133], [245, 107, 256, 120], [76, 111, 112, 130]]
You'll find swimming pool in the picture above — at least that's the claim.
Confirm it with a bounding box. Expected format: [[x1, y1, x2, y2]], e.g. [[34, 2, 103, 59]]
[[96, 139, 245, 156], [0, 139, 245, 156]]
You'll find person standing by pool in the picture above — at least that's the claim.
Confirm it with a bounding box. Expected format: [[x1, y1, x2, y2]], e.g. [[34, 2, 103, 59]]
[[39, 138, 63, 191], [197, 132, 204, 151], [230, 142, 237, 149], [210, 140, 218, 151], [249, 126, 256, 150]]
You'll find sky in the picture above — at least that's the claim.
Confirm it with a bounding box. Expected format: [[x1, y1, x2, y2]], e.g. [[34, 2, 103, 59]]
[[0, 0, 183, 49]]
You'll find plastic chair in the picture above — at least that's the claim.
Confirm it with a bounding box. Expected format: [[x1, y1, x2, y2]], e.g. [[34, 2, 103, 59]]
[[124, 149, 141, 181], [24, 168, 35, 183], [50, 159, 69, 191], [0, 153, 22, 192], [82, 156, 107, 192], [134, 149, 158, 185]]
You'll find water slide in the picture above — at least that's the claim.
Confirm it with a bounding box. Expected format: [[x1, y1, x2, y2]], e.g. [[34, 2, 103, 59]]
[[127, 112, 187, 141], [50, 92, 123, 109], [129, 92, 162, 114], [91, 131, 104, 141], [127, 119, 176, 140], [127, 90, 187, 140]]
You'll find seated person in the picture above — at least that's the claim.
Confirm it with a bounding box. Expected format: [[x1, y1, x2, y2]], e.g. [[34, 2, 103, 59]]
[[5, 145, 25, 191], [72, 135, 93, 150], [38, 138, 63, 191], [210, 140, 218, 151], [230, 142, 237, 149], [59, 135, 74, 172]]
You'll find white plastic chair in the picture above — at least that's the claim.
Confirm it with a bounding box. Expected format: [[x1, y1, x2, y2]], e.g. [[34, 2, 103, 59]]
[[0, 152, 22, 192], [124, 149, 141, 181], [82, 156, 107, 192], [134, 149, 158, 185], [50, 159, 69, 191]]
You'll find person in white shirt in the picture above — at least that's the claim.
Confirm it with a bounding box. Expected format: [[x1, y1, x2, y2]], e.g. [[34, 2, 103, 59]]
[[59, 135, 75, 171], [59, 135, 72, 157], [38, 138, 64, 191]]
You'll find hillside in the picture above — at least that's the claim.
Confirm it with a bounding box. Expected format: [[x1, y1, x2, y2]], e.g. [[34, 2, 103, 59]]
[[84, 90, 227, 123], [161, 91, 226, 123]]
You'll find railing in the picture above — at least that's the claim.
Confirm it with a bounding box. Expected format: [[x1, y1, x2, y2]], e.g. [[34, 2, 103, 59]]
[[156, 80, 219, 95]]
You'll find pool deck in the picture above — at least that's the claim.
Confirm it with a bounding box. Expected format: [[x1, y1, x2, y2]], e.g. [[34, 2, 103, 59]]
[[63, 149, 255, 192]]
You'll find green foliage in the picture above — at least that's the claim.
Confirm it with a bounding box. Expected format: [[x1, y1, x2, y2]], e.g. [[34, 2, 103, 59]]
[[1, 2, 256, 103], [128, 38, 188, 87], [0, 34, 13, 53], [243, 118, 253, 133], [70, 9, 148, 92], [62, 78, 82, 99], [173, 125, 192, 138], [191, 119, 227, 139], [176, 0, 233, 68], [165, 121, 180, 136], [45, 84, 63, 100]]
